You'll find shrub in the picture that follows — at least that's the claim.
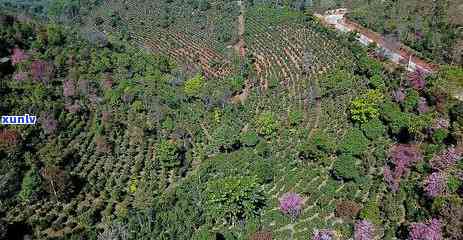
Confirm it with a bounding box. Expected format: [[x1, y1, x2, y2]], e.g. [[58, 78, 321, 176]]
[[278, 192, 303, 218], [338, 128, 369, 156], [157, 139, 179, 168], [205, 176, 265, 224], [98, 222, 129, 240], [360, 199, 382, 225], [240, 131, 259, 147], [31, 60, 53, 82], [18, 168, 42, 202], [288, 109, 304, 126], [350, 89, 384, 123], [369, 74, 385, 90], [403, 89, 420, 112], [184, 73, 205, 97], [211, 123, 239, 151], [250, 231, 272, 240], [381, 101, 410, 135], [354, 220, 374, 240], [432, 128, 448, 143], [333, 154, 360, 180], [255, 112, 279, 137], [383, 194, 406, 224], [299, 131, 335, 163], [361, 118, 386, 140], [335, 200, 361, 219], [447, 175, 462, 194]]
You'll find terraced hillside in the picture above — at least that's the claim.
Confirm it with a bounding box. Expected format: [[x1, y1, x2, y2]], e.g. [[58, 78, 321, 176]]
[[83, 0, 240, 79]]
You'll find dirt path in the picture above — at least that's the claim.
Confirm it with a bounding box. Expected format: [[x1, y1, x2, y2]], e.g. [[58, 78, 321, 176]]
[[233, 0, 246, 58], [232, 0, 253, 104], [307, 77, 321, 139]]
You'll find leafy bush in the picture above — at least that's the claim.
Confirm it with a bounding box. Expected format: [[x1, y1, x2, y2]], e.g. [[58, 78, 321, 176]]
[[184, 73, 205, 97], [333, 154, 360, 180], [369, 74, 385, 90], [255, 112, 279, 137], [360, 199, 382, 225], [204, 175, 265, 224], [350, 89, 384, 123], [361, 118, 386, 140], [211, 123, 239, 151], [338, 128, 369, 156], [299, 131, 335, 163], [288, 109, 304, 126], [18, 167, 42, 202], [381, 101, 411, 135], [403, 89, 420, 112], [157, 140, 179, 168], [240, 131, 259, 147]]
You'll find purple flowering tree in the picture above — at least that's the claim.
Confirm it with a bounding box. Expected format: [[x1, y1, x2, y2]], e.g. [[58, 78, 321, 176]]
[[64, 101, 81, 113], [392, 88, 406, 103], [354, 220, 374, 240], [279, 192, 303, 218], [417, 97, 429, 114], [31, 60, 53, 82], [312, 229, 335, 240], [384, 144, 423, 192], [40, 114, 58, 134], [383, 166, 399, 192], [432, 118, 450, 130], [409, 219, 443, 240], [424, 172, 447, 198], [430, 147, 461, 171], [11, 48, 28, 65], [408, 70, 426, 90]]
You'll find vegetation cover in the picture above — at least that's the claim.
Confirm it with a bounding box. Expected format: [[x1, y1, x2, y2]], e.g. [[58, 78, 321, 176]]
[[0, 0, 462, 240]]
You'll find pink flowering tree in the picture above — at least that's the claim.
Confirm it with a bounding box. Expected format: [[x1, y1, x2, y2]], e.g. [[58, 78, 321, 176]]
[[383, 144, 423, 192], [354, 220, 374, 240], [31, 60, 53, 82], [63, 79, 76, 97], [11, 48, 28, 65], [279, 192, 303, 218], [312, 229, 335, 240], [408, 70, 426, 90], [424, 172, 447, 198], [409, 219, 443, 240]]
